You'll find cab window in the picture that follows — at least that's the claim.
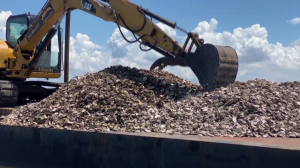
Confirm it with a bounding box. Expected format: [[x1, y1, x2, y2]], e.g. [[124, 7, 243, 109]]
[[6, 15, 28, 46]]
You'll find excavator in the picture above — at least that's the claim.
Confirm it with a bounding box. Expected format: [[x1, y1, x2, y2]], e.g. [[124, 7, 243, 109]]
[[0, 0, 238, 107]]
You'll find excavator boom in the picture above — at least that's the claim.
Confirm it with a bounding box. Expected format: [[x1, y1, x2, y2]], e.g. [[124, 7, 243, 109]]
[[10, 0, 238, 91], [0, 0, 238, 107]]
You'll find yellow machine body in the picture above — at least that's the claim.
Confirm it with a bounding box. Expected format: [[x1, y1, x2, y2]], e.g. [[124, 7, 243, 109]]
[[0, 39, 61, 78], [0, 0, 238, 107]]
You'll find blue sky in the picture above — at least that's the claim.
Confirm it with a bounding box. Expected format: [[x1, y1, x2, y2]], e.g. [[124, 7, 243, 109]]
[[1, 0, 299, 46], [0, 0, 299, 83]]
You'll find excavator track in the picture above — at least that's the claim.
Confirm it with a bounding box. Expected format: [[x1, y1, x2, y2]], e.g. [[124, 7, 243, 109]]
[[0, 80, 18, 107], [0, 80, 62, 108], [17, 81, 62, 106]]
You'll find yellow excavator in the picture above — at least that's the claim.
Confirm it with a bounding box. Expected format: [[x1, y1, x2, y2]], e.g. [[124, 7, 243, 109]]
[[0, 0, 238, 107]]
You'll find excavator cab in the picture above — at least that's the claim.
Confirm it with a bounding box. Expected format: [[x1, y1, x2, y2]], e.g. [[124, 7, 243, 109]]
[[5, 13, 63, 78]]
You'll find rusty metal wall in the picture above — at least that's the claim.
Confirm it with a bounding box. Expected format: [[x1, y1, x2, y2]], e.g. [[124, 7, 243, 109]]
[[0, 125, 299, 168]]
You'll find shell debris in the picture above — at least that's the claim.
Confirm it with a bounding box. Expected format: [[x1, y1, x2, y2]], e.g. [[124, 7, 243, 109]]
[[1, 65, 300, 138]]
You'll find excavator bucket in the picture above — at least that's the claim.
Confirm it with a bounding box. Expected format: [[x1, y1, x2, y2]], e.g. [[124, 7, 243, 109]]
[[185, 43, 238, 91]]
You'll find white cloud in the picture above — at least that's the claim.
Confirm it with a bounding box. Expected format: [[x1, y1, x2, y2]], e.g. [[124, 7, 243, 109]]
[[288, 17, 300, 25], [105, 18, 300, 83], [292, 39, 300, 46], [0, 11, 12, 40], [193, 19, 299, 67], [194, 19, 300, 69], [190, 18, 300, 82], [0, 11, 299, 86]]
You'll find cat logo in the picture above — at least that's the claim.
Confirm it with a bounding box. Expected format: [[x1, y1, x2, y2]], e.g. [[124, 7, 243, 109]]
[[81, 0, 96, 13], [83, 2, 92, 10], [41, 5, 54, 21]]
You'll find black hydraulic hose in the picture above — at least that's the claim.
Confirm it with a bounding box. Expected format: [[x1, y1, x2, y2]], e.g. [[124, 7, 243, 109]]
[[114, 11, 148, 44]]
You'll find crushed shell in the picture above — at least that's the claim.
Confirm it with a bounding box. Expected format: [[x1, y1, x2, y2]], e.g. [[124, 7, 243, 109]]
[[1, 65, 300, 138]]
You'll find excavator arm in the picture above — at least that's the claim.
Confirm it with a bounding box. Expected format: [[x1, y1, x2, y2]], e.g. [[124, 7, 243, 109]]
[[9, 0, 238, 91]]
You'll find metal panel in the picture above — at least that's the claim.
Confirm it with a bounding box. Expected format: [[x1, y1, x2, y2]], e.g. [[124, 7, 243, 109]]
[[64, 11, 70, 83], [0, 125, 299, 168]]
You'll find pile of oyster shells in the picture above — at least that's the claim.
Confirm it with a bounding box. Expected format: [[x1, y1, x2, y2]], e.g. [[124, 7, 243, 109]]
[[1, 65, 300, 138]]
